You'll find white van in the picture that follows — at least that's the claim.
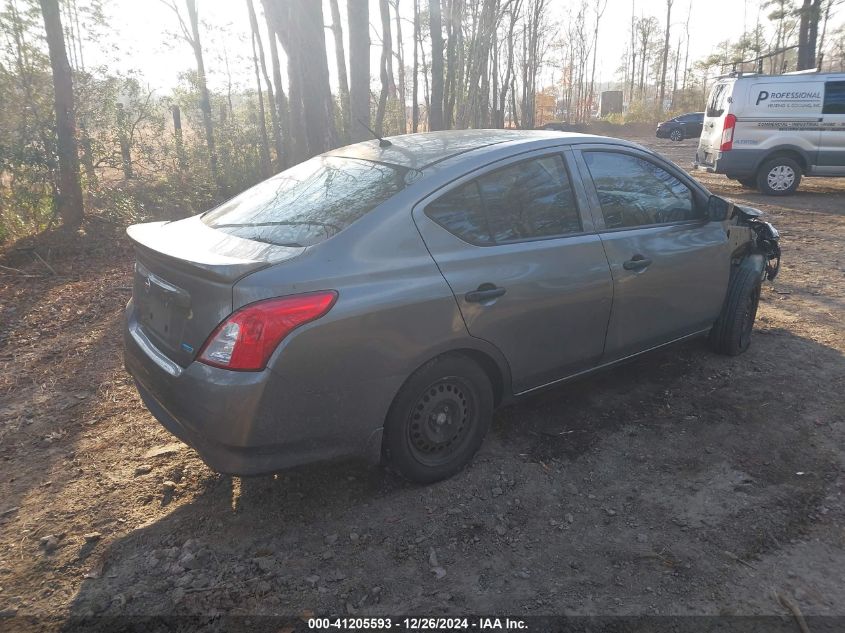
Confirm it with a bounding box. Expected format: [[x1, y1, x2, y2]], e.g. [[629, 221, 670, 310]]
[[695, 71, 845, 195]]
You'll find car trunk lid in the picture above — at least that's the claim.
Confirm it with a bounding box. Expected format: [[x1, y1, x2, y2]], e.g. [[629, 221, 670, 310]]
[[127, 215, 303, 367]]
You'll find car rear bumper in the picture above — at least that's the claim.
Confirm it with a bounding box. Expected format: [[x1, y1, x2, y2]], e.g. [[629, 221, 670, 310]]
[[123, 301, 387, 475], [694, 148, 759, 177]]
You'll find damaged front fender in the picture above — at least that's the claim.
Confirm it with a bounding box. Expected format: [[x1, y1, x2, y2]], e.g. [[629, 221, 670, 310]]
[[731, 204, 781, 281]]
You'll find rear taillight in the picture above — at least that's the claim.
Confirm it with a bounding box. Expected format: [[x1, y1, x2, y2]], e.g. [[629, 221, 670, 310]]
[[720, 114, 737, 152], [198, 291, 337, 371]]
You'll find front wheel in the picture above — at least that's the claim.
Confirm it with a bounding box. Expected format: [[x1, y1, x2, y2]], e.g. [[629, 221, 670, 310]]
[[757, 157, 801, 196], [383, 354, 493, 484], [709, 265, 763, 356], [670, 128, 684, 142]]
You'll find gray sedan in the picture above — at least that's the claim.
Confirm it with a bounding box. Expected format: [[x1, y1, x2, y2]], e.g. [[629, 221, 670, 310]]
[[123, 130, 781, 483]]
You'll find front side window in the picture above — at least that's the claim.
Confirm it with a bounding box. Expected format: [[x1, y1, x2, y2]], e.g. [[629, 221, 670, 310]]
[[823, 81, 845, 114], [425, 155, 582, 245], [203, 156, 408, 247], [583, 151, 699, 229]]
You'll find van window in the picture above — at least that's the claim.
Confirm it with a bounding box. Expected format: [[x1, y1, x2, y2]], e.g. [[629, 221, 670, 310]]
[[823, 81, 845, 114], [706, 83, 730, 118]]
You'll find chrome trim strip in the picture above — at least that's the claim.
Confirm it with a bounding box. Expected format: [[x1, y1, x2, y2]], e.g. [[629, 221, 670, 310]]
[[129, 321, 183, 377], [515, 328, 711, 397]]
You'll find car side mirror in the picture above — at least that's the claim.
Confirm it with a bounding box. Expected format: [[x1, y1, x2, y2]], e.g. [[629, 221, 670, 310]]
[[707, 195, 733, 222]]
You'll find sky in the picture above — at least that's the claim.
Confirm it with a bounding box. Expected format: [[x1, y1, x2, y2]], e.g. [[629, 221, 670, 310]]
[[87, 0, 843, 96]]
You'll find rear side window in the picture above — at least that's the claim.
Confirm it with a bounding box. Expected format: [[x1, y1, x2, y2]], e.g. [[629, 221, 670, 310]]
[[823, 81, 845, 114], [583, 151, 699, 229], [203, 156, 408, 247], [706, 83, 730, 118], [425, 181, 493, 245], [425, 155, 582, 245]]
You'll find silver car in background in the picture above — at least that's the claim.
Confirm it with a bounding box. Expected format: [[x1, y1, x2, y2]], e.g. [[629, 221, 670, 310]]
[[124, 130, 780, 483]]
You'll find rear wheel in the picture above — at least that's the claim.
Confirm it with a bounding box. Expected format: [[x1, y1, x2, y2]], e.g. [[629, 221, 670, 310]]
[[709, 265, 763, 356], [756, 156, 801, 196], [383, 354, 493, 484], [669, 128, 684, 142]]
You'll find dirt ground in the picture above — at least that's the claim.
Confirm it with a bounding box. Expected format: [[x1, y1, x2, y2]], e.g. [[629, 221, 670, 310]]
[[1, 136, 844, 631]]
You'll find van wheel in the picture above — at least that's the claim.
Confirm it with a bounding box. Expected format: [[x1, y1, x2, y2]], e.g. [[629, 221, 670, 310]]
[[709, 265, 762, 356], [757, 157, 801, 196], [383, 354, 493, 484], [669, 128, 684, 142]]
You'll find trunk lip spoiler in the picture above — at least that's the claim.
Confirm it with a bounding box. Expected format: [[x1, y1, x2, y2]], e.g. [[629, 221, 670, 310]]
[[126, 216, 305, 284]]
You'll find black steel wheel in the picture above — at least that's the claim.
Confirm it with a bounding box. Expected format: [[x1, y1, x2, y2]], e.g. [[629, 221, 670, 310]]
[[384, 354, 493, 483]]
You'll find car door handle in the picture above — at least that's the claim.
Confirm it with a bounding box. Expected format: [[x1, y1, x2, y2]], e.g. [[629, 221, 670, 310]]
[[623, 256, 653, 271], [465, 285, 506, 303]]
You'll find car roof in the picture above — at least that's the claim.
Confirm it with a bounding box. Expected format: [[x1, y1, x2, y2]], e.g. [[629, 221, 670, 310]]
[[327, 129, 640, 170]]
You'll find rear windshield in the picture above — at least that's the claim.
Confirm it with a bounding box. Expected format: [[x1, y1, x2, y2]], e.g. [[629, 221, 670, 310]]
[[706, 82, 730, 118], [203, 156, 409, 247]]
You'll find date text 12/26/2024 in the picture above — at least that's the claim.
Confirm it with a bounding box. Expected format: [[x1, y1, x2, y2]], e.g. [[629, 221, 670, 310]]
[[307, 617, 528, 631]]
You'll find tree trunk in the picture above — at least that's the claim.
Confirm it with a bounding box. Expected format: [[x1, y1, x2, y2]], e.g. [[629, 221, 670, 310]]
[[39, 0, 83, 228], [247, 0, 283, 170], [393, 0, 407, 134], [589, 1, 606, 119], [184, 0, 219, 191], [249, 14, 272, 177], [264, 0, 336, 159], [429, 0, 445, 131], [172, 105, 187, 171], [347, 0, 370, 142], [412, 0, 420, 132], [329, 0, 351, 141], [375, 0, 392, 135], [265, 16, 292, 168], [658, 0, 673, 112], [116, 103, 133, 180]]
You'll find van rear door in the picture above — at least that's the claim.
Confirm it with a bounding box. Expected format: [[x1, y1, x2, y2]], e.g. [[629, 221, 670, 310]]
[[697, 80, 733, 164], [818, 80, 845, 172]]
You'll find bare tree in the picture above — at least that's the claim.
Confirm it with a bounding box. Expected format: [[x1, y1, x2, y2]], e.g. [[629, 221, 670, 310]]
[[588, 0, 608, 118], [163, 0, 219, 190], [412, 0, 420, 132], [392, 0, 407, 134], [429, 0, 445, 130], [39, 0, 83, 228], [375, 0, 393, 135], [264, 0, 336, 159], [264, 10, 292, 167], [797, 0, 823, 69], [347, 0, 370, 141], [328, 0, 351, 140], [246, 0, 283, 169], [247, 2, 272, 176], [658, 0, 673, 112]]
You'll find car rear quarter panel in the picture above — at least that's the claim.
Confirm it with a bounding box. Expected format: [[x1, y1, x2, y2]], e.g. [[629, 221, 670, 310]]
[[230, 184, 513, 457]]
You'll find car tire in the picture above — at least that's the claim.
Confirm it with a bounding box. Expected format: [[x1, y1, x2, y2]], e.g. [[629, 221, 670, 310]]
[[756, 156, 801, 196], [709, 264, 762, 356], [669, 128, 684, 142], [383, 354, 493, 484]]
